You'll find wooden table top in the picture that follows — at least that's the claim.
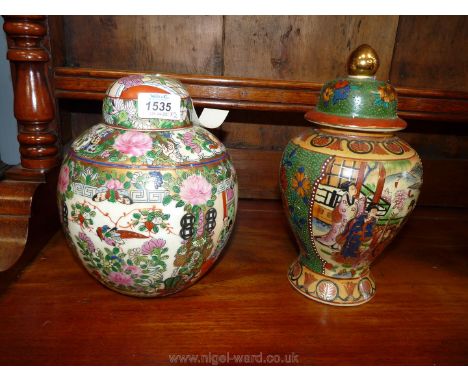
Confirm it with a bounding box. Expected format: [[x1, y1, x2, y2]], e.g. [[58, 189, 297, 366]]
[[0, 200, 467, 365]]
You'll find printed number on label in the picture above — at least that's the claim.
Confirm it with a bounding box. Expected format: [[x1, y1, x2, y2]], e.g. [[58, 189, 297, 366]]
[[145, 101, 172, 112], [138, 93, 181, 120]]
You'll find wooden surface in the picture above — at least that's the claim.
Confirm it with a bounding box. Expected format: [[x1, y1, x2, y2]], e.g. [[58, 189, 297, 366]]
[[0, 181, 39, 271], [55, 16, 468, 92], [0, 16, 61, 273], [0, 174, 60, 273], [62, 16, 224, 75], [390, 16, 468, 92], [224, 16, 399, 81], [0, 200, 466, 365]]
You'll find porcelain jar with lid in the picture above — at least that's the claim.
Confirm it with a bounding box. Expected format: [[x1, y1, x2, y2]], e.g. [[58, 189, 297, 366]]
[[57, 74, 238, 297], [280, 45, 422, 306]]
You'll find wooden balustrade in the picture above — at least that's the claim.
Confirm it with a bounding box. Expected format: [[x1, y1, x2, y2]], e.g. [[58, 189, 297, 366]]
[[3, 15, 59, 177]]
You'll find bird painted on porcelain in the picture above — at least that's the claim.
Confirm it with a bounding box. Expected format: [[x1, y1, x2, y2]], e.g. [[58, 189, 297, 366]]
[[96, 225, 148, 246]]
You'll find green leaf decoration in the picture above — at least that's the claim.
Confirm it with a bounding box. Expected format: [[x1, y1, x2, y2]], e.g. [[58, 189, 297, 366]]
[[206, 200, 214, 207], [124, 181, 131, 189], [115, 111, 128, 125], [130, 156, 137, 163], [120, 120, 132, 129], [162, 195, 172, 206], [173, 185, 180, 193], [160, 121, 174, 128], [133, 213, 141, 219], [175, 200, 185, 208], [112, 247, 119, 255], [163, 173, 173, 181], [109, 153, 120, 162], [108, 190, 116, 203]]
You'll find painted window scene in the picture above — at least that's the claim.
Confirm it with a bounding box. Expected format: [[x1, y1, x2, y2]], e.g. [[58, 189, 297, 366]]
[[312, 157, 422, 277]]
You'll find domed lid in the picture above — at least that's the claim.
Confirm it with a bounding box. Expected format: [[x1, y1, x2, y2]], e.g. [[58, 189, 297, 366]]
[[305, 44, 406, 132], [103, 74, 194, 130]]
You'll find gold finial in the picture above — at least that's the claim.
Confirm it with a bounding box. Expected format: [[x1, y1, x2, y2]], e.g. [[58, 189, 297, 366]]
[[347, 44, 380, 76]]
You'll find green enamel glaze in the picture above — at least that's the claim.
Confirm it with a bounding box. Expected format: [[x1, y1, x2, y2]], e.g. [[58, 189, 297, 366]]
[[316, 77, 398, 119], [281, 142, 331, 273]]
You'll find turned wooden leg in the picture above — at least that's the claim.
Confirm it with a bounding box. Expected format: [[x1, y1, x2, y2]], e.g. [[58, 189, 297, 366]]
[[0, 16, 60, 275]]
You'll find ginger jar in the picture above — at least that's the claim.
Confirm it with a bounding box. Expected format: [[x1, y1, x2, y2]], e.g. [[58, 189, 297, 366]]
[[280, 45, 422, 306], [57, 74, 238, 297]]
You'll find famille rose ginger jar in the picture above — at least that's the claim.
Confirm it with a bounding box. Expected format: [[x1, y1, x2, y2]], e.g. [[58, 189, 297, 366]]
[[57, 74, 238, 297], [280, 45, 422, 306]]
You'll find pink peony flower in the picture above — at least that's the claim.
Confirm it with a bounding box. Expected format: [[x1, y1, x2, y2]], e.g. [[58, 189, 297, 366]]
[[180, 175, 212, 205], [105, 179, 124, 190], [114, 131, 152, 157], [123, 265, 142, 276], [182, 131, 201, 153], [141, 238, 166, 255], [108, 271, 134, 286], [58, 165, 70, 193]]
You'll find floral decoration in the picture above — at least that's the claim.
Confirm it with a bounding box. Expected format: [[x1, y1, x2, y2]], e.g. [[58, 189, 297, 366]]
[[378, 84, 396, 104], [58, 75, 238, 297], [114, 131, 153, 157], [291, 167, 311, 198], [322, 87, 334, 106], [180, 175, 212, 206]]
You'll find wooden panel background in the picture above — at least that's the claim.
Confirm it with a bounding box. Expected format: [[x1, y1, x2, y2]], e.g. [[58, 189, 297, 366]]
[[52, 15, 468, 207], [224, 16, 399, 81], [63, 16, 224, 75], [390, 16, 468, 91]]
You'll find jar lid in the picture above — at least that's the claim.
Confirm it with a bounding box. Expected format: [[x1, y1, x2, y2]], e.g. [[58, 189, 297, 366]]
[[103, 74, 194, 130], [305, 44, 406, 132]]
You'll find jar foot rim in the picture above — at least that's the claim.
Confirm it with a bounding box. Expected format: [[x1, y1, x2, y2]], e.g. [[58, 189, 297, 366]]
[[288, 259, 376, 306]]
